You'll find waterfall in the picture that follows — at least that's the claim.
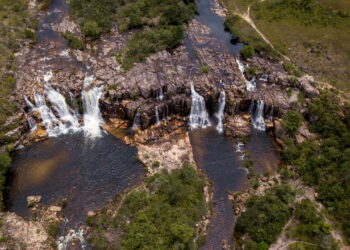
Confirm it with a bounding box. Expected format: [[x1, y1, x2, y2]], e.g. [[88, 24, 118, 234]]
[[132, 110, 141, 130], [236, 59, 256, 92], [27, 117, 37, 132], [46, 86, 80, 132], [34, 92, 65, 136], [43, 70, 53, 83], [157, 88, 164, 100], [155, 106, 160, 125], [215, 91, 226, 133], [189, 83, 211, 129], [82, 87, 103, 138], [24, 96, 35, 109], [248, 100, 255, 114], [252, 100, 266, 131], [57, 228, 86, 250]]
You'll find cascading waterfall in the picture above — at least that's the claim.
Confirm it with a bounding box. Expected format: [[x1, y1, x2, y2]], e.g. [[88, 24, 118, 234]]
[[157, 88, 164, 100], [27, 117, 37, 131], [57, 228, 86, 250], [155, 106, 160, 125], [24, 95, 35, 109], [34, 92, 65, 136], [46, 86, 80, 132], [252, 100, 266, 131], [236, 59, 256, 92], [189, 83, 211, 129], [215, 91, 226, 133], [132, 110, 141, 130], [82, 86, 103, 138]]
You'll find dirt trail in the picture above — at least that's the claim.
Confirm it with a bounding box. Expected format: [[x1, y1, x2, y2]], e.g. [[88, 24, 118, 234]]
[[234, 6, 290, 61]]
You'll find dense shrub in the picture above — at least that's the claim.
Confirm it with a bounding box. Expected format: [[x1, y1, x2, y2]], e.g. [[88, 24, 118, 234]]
[[0, 152, 11, 209], [88, 163, 207, 249], [62, 32, 84, 50], [282, 110, 304, 136], [235, 185, 295, 247], [241, 45, 255, 58], [283, 91, 350, 242]]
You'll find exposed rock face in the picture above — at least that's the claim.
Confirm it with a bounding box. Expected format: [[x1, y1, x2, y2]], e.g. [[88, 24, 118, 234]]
[[137, 133, 195, 174], [0, 212, 50, 249], [225, 114, 252, 137]]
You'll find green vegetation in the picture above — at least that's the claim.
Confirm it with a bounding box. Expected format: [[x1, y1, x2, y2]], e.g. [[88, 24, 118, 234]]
[[240, 45, 255, 58], [0, 151, 11, 209], [0, 0, 36, 124], [199, 65, 210, 74], [88, 163, 207, 249], [47, 222, 60, 238], [62, 32, 84, 50], [286, 199, 338, 249], [235, 185, 296, 248], [222, 0, 350, 90], [70, 0, 195, 69], [282, 110, 304, 136], [283, 91, 350, 242]]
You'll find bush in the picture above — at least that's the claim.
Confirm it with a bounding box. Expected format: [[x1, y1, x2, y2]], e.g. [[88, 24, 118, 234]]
[[281, 110, 304, 136], [47, 222, 60, 238], [199, 65, 210, 74], [88, 164, 207, 249], [0, 151, 12, 210], [81, 20, 101, 38], [62, 32, 84, 50], [241, 45, 255, 58], [283, 62, 302, 77], [235, 185, 295, 247]]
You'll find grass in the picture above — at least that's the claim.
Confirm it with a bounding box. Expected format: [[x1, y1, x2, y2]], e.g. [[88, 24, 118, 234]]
[[221, 0, 350, 91]]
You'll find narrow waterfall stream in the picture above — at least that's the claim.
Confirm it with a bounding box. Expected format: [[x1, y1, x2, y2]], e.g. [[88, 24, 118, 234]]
[[215, 91, 226, 133], [82, 87, 104, 138], [189, 83, 211, 129], [252, 100, 266, 131]]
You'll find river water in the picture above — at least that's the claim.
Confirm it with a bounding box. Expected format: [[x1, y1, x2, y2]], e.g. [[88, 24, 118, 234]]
[[5, 133, 145, 226]]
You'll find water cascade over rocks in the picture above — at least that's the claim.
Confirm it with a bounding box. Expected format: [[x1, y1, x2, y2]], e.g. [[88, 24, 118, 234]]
[[252, 100, 266, 131], [236, 59, 256, 92], [82, 86, 104, 138], [57, 228, 87, 250], [155, 106, 160, 125], [132, 109, 141, 130], [157, 88, 164, 100], [189, 83, 211, 129], [46, 86, 80, 132], [34, 92, 66, 136], [215, 91, 226, 133], [27, 117, 37, 131]]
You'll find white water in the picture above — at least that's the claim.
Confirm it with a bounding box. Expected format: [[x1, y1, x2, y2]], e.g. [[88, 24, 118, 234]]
[[235, 142, 246, 160], [57, 228, 86, 250], [215, 91, 226, 133], [82, 87, 103, 138], [132, 110, 141, 130], [189, 83, 211, 129], [46, 86, 80, 132], [157, 88, 164, 100], [252, 100, 266, 131], [27, 117, 37, 132], [155, 106, 160, 125], [236, 59, 256, 92], [24, 95, 35, 109], [34, 92, 66, 136]]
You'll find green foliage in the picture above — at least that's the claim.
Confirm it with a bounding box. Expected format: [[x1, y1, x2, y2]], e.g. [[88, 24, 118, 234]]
[[152, 161, 160, 168], [70, 0, 195, 68], [283, 91, 350, 242], [88, 164, 207, 249], [62, 32, 84, 50], [235, 185, 295, 247], [199, 65, 210, 74], [47, 222, 60, 238], [253, 0, 350, 27], [286, 200, 338, 249], [282, 110, 304, 136], [241, 45, 255, 58], [0, 151, 11, 209], [121, 25, 184, 69], [283, 62, 302, 77]]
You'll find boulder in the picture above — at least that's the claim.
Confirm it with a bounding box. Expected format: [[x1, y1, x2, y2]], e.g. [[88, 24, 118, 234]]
[[299, 75, 319, 97], [27, 195, 42, 206]]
